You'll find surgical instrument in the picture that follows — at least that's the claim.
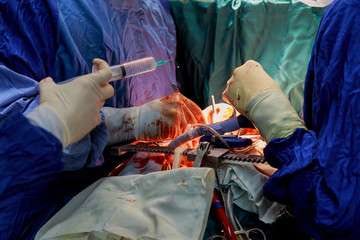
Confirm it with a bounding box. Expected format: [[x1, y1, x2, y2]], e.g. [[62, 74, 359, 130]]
[[61, 57, 172, 84], [211, 95, 216, 122], [93, 57, 173, 82], [171, 83, 180, 93], [109, 142, 266, 164], [168, 115, 255, 149]]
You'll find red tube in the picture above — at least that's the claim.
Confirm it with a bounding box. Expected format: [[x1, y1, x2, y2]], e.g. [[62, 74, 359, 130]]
[[108, 158, 132, 176], [212, 190, 238, 240]]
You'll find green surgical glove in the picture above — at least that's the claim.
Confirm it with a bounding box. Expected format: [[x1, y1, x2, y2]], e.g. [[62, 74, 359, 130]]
[[222, 60, 306, 143], [27, 58, 114, 148]]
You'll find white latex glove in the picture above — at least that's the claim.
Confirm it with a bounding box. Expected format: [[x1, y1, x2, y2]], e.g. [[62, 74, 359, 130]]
[[103, 93, 206, 145], [27, 58, 114, 148], [222, 60, 306, 142]]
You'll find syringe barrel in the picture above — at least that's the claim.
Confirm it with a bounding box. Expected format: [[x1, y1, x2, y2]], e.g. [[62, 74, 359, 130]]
[[109, 57, 157, 82]]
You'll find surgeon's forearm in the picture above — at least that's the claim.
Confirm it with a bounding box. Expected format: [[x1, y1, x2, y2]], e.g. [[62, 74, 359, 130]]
[[246, 90, 307, 143]]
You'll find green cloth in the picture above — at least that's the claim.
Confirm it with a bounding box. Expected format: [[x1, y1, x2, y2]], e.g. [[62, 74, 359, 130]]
[[169, 0, 325, 116]]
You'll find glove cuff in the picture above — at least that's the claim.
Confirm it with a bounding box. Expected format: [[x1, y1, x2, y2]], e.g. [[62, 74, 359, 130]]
[[26, 105, 70, 148], [102, 106, 138, 145], [134, 103, 163, 141], [246, 90, 306, 143]]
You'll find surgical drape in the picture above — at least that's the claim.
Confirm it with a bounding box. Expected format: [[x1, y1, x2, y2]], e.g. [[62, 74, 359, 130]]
[[56, 0, 177, 108], [169, 0, 325, 113]]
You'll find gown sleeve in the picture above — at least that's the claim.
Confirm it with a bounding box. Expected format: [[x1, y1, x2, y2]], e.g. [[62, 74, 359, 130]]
[[263, 0, 360, 239], [0, 111, 64, 240]]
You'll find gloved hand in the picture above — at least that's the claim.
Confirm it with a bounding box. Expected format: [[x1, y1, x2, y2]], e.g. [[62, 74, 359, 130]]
[[222, 60, 306, 143], [103, 93, 206, 145], [27, 58, 114, 148]]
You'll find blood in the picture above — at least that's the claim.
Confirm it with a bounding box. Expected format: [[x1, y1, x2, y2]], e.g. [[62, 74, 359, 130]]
[[134, 153, 164, 166], [155, 119, 163, 128], [216, 107, 221, 114], [112, 151, 194, 176], [123, 128, 134, 133], [127, 152, 166, 174], [108, 158, 132, 176], [159, 93, 174, 102]]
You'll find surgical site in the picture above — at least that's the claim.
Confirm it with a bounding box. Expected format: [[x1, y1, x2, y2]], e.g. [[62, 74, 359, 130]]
[[1, 0, 359, 239]]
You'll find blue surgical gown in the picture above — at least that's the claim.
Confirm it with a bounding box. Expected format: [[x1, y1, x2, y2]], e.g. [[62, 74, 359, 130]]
[[0, 112, 64, 239], [263, 0, 360, 239], [0, 112, 124, 239], [0, 0, 176, 238], [0, 0, 176, 170]]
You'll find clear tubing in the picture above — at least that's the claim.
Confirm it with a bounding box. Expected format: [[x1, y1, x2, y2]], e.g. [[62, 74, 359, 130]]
[[190, 124, 235, 152], [168, 123, 235, 152]]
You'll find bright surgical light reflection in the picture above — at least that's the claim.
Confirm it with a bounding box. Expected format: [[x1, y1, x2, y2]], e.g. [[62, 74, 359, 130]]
[[202, 102, 237, 124]]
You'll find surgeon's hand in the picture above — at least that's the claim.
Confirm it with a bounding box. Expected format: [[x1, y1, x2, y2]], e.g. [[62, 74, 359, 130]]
[[103, 93, 206, 145], [222, 60, 282, 116], [27, 58, 114, 148], [222, 60, 306, 142]]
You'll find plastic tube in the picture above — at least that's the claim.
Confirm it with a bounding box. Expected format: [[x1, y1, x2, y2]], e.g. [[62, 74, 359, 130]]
[[168, 115, 254, 149], [188, 124, 235, 152], [172, 146, 187, 169], [212, 190, 238, 240]]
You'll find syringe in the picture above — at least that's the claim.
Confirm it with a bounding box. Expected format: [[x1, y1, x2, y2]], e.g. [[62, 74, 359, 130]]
[[59, 57, 172, 85], [92, 57, 172, 82]]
